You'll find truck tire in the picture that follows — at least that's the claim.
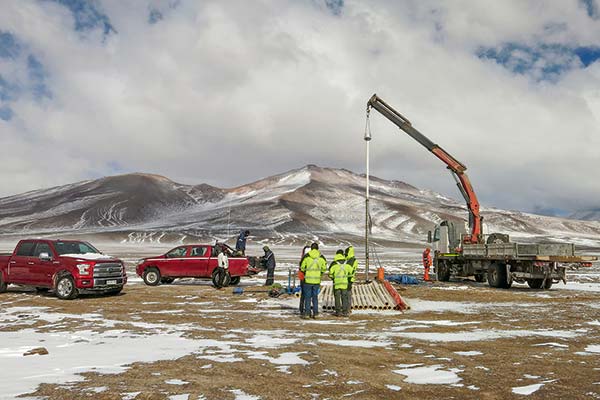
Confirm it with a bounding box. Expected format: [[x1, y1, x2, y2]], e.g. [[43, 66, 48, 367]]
[[436, 261, 451, 282], [543, 280, 553, 290], [488, 263, 508, 288], [160, 278, 175, 284], [212, 269, 231, 288], [55, 275, 78, 300], [143, 268, 161, 286], [229, 276, 241, 286], [487, 233, 509, 244], [0, 274, 7, 293], [527, 279, 543, 289]]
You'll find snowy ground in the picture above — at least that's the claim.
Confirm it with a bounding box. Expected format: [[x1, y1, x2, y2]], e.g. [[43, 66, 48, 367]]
[[0, 242, 599, 399]]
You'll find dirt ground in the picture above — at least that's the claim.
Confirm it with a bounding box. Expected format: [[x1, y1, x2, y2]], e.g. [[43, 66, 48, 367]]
[[2, 270, 600, 400]]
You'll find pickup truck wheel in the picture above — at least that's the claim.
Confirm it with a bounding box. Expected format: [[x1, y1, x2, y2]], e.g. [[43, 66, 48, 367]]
[[55, 275, 78, 300], [212, 269, 231, 287], [436, 261, 451, 282], [229, 276, 241, 286], [160, 278, 175, 284], [527, 279, 543, 289], [143, 268, 161, 286], [0, 274, 7, 293], [487, 263, 507, 288]]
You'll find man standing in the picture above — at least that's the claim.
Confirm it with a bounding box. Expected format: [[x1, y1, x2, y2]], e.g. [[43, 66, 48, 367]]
[[215, 246, 229, 289], [298, 245, 310, 315], [329, 250, 350, 317], [344, 246, 358, 312], [422, 247, 432, 281], [236, 230, 250, 255], [263, 245, 276, 286], [299, 243, 327, 319]]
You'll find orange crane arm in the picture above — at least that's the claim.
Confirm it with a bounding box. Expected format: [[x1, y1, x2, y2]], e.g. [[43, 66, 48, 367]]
[[367, 94, 482, 244]]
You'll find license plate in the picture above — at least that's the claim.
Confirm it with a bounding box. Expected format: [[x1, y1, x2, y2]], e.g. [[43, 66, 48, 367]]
[[107, 280, 117, 285]]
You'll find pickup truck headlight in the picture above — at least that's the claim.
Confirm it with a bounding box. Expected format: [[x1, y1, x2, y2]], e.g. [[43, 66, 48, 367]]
[[77, 263, 92, 275]]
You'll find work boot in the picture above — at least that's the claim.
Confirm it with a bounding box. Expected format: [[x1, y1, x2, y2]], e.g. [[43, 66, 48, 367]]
[[311, 314, 318, 320], [300, 314, 309, 320]]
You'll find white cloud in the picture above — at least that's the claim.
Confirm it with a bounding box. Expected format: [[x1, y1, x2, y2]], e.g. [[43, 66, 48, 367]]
[[0, 0, 599, 215]]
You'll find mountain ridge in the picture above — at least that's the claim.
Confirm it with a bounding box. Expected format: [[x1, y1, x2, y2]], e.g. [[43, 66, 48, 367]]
[[1, 165, 599, 247]]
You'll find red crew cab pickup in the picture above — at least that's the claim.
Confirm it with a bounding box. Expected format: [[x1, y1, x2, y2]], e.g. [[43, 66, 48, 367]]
[[0, 239, 127, 300], [136, 244, 258, 287]]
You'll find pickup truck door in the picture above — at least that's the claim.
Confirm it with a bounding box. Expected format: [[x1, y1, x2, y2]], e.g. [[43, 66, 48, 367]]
[[31, 242, 56, 287], [182, 246, 210, 277], [161, 246, 188, 277], [9, 241, 36, 284]]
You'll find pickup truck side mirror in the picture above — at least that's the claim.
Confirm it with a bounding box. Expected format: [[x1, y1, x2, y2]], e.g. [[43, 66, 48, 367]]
[[39, 252, 52, 261], [427, 231, 432, 243]]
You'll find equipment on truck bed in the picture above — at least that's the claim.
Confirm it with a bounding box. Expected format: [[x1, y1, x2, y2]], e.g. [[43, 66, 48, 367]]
[[366, 94, 597, 289]]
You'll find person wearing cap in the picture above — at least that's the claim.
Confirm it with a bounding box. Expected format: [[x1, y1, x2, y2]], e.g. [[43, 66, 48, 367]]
[[299, 242, 327, 319], [215, 245, 229, 289], [345, 246, 358, 312], [329, 249, 350, 317], [236, 230, 250, 255], [263, 245, 276, 286]]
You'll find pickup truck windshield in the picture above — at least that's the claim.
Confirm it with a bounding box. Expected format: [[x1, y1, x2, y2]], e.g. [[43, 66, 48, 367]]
[[54, 241, 100, 255]]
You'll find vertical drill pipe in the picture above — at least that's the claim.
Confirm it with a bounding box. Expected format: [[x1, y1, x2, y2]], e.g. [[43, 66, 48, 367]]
[[365, 138, 370, 282]]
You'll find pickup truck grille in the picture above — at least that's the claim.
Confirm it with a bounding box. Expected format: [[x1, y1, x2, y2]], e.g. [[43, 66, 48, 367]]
[[93, 262, 124, 286]]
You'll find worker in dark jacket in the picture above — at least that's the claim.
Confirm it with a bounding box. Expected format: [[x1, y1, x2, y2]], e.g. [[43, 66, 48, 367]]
[[235, 230, 250, 255], [298, 245, 310, 315], [263, 245, 276, 286]]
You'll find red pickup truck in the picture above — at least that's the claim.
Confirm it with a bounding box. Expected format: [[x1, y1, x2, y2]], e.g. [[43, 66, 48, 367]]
[[136, 244, 258, 287], [0, 239, 127, 300]]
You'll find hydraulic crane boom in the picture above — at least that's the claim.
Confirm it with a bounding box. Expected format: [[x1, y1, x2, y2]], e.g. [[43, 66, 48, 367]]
[[367, 94, 482, 245]]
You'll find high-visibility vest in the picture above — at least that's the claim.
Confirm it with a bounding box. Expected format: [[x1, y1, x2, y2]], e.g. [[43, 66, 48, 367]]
[[422, 250, 432, 267], [303, 257, 324, 284], [330, 262, 349, 290]]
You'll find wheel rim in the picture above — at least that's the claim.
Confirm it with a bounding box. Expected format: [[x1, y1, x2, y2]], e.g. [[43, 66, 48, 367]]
[[57, 279, 72, 297], [146, 271, 158, 283]]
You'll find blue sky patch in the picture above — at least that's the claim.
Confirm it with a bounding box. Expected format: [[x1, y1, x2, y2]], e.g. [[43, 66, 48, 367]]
[[45, 0, 116, 35], [325, 0, 343, 16], [27, 55, 52, 99], [477, 42, 600, 81], [0, 105, 14, 121], [149, 9, 163, 24], [580, 0, 599, 19], [0, 31, 21, 59]]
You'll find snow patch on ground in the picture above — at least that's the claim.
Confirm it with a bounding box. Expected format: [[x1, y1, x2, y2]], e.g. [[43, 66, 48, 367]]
[[512, 383, 544, 395], [393, 364, 462, 385], [0, 329, 201, 398], [318, 339, 393, 348], [454, 351, 483, 356]]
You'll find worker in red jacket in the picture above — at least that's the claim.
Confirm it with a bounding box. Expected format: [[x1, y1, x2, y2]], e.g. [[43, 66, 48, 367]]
[[422, 247, 432, 281]]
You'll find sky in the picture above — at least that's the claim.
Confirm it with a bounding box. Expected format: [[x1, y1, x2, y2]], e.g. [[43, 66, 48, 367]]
[[1, 0, 599, 217]]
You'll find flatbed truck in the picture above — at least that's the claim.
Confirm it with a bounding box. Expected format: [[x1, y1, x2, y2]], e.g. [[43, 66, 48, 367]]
[[367, 94, 596, 289]]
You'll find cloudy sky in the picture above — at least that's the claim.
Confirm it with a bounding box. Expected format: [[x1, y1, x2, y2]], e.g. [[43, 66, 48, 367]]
[[1, 0, 599, 216]]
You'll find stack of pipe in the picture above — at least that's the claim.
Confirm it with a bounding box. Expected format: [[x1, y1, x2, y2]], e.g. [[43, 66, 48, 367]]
[[319, 280, 409, 311]]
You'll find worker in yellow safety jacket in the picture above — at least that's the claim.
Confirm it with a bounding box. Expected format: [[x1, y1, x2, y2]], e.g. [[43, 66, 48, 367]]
[[329, 250, 350, 317], [344, 246, 358, 312], [299, 243, 327, 319]]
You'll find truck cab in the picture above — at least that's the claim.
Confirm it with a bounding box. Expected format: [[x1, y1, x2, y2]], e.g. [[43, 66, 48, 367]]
[[0, 239, 127, 300]]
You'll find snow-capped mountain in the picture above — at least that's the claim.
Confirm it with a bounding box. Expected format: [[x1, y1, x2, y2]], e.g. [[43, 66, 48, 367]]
[[1, 165, 600, 247]]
